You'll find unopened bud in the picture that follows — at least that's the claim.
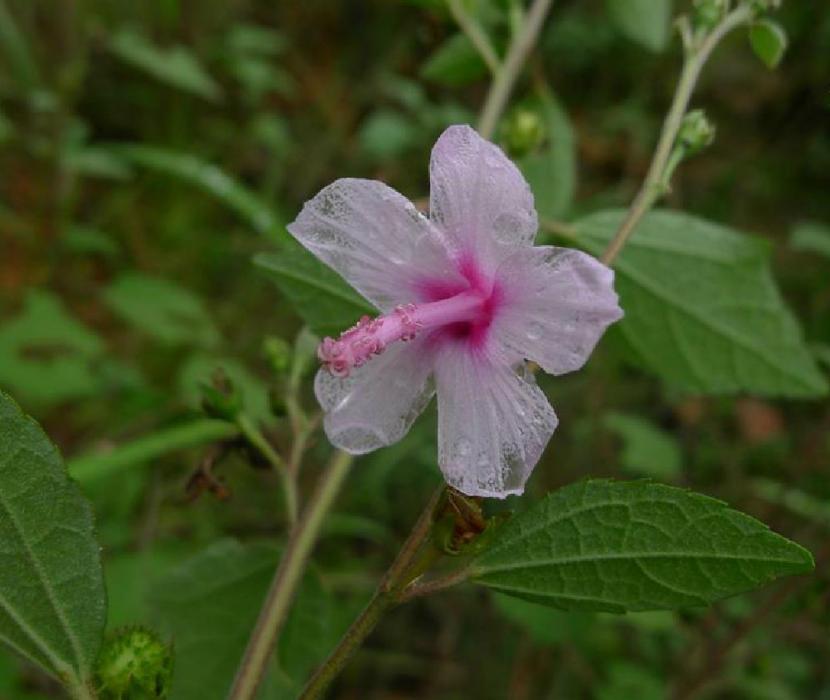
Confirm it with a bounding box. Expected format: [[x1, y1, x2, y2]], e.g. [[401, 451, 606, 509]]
[[95, 627, 173, 700], [502, 107, 545, 158], [677, 109, 716, 156]]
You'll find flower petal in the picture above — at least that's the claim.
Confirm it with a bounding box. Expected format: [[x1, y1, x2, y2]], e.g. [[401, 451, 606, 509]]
[[315, 337, 435, 454], [288, 178, 456, 311], [494, 246, 623, 375], [434, 348, 557, 498], [429, 125, 538, 266]]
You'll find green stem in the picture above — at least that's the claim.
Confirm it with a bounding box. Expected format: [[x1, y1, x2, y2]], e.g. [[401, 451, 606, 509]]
[[236, 413, 298, 525], [448, 0, 500, 75], [600, 4, 753, 266], [68, 418, 239, 483], [299, 487, 446, 700], [228, 450, 353, 700], [477, 0, 554, 140]]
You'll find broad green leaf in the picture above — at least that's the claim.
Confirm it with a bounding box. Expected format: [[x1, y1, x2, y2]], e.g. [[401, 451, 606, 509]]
[[575, 210, 828, 397], [421, 33, 489, 86], [518, 91, 576, 219], [789, 220, 830, 259], [0, 391, 105, 690], [104, 273, 220, 347], [472, 480, 813, 613], [149, 539, 335, 700], [603, 412, 681, 479], [749, 19, 787, 70], [254, 242, 374, 336], [178, 354, 272, 422], [0, 290, 105, 406], [109, 28, 221, 101], [605, 0, 672, 52], [114, 145, 281, 241]]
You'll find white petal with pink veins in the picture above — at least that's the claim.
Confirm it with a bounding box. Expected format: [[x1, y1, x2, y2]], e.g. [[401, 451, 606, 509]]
[[315, 337, 435, 454], [434, 347, 558, 498], [288, 178, 458, 311], [494, 246, 623, 375], [429, 125, 538, 268]]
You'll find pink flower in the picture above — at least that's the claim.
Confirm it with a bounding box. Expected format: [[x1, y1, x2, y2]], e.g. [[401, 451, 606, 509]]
[[287, 125, 622, 498]]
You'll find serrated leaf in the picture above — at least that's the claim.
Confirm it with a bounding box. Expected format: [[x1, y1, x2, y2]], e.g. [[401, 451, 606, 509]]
[[518, 91, 576, 219], [114, 144, 281, 241], [149, 539, 335, 700], [421, 33, 489, 86], [104, 273, 220, 347], [254, 242, 374, 336], [0, 391, 105, 689], [789, 220, 830, 259], [603, 412, 681, 479], [574, 209, 828, 397], [109, 28, 222, 101], [0, 290, 105, 406], [472, 480, 813, 613], [605, 0, 672, 52], [749, 19, 787, 69]]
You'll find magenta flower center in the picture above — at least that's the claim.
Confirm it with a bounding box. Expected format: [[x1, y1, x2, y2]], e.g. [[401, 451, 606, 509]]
[[318, 256, 502, 377]]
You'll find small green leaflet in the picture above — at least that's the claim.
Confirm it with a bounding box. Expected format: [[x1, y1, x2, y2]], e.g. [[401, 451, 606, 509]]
[[0, 391, 105, 690], [104, 272, 220, 348], [472, 480, 813, 613], [575, 209, 828, 398], [605, 0, 672, 53], [0, 291, 105, 406], [749, 19, 787, 70], [255, 240, 374, 336], [109, 28, 222, 101]]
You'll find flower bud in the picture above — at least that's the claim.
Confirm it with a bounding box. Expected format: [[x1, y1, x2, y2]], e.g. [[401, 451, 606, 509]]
[[692, 0, 728, 30], [200, 367, 242, 420], [263, 336, 292, 374], [501, 107, 545, 158], [677, 109, 716, 156], [95, 627, 174, 700]]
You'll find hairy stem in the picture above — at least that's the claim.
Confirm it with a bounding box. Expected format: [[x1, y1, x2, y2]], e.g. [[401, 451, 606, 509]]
[[477, 0, 554, 140], [236, 413, 298, 525], [600, 4, 753, 265], [448, 0, 500, 74], [228, 450, 353, 700], [299, 487, 446, 699]]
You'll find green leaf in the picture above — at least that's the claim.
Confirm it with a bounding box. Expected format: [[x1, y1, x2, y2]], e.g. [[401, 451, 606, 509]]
[[104, 273, 220, 347], [574, 209, 828, 397], [605, 0, 672, 52], [254, 242, 374, 336], [178, 354, 272, 423], [0, 290, 105, 406], [518, 91, 576, 220], [472, 480, 813, 613], [0, 391, 105, 689], [114, 144, 281, 240], [63, 225, 121, 258], [789, 220, 830, 259], [603, 412, 681, 479], [149, 539, 335, 700], [63, 147, 133, 181], [749, 19, 787, 69], [597, 663, 665, 700], [421, 33, 489, 86], [109, 28, 222, 101], [359, 110, 418, 161]]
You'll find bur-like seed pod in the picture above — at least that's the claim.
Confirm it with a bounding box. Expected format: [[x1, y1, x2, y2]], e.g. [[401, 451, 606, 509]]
[[95, 627, 174, 700]]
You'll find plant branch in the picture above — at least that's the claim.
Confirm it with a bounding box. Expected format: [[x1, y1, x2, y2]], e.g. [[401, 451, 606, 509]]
[[228, 449, 353, 700], [448, 0, 500, 75], [600, 4, 753, 266], [236, 412, 298, 525], [477, 0, 554, 140], [299, 486, 447, 699]]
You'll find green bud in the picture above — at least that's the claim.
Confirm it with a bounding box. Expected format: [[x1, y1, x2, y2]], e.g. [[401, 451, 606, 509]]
[[692, 0, 728, 30], [199, 367, 242, 420], [677, 109, 716, 156], [263, 336, 292, 374], [95, 627, 174, 700], [501, 107, 545, 158]]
